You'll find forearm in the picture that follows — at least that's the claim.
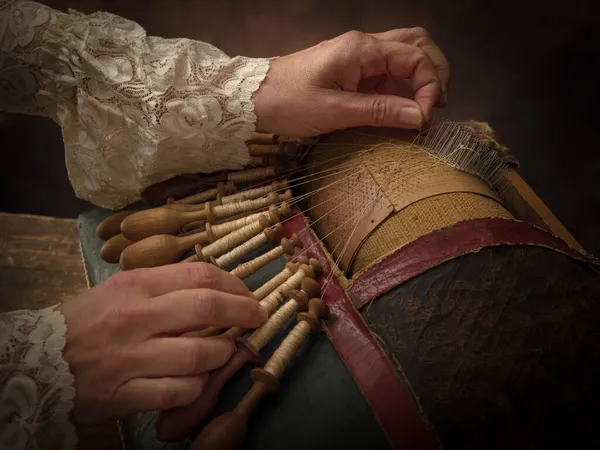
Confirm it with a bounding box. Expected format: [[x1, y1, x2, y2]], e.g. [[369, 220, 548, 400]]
[[0, 1, 271, 209]]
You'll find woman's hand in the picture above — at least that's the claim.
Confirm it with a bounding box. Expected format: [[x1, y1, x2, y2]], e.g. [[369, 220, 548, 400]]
[[58, 263, 266, 425], [253, 28, 450, 136]]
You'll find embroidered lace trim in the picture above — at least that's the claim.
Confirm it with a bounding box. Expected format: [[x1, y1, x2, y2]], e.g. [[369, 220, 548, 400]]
[[0, 0, 270, 208], [0, 305, 77, 450]]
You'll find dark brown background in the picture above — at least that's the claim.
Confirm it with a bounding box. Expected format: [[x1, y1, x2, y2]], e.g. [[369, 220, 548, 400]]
[[1, 0, 599, 254]]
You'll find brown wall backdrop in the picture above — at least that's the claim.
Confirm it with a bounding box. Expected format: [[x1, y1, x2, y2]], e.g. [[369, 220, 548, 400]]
[[1, 0, 599, 254]]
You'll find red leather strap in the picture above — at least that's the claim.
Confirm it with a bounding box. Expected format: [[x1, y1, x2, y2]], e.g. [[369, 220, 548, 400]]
[[282, 212, 436, 450], [347, 217, 598, 310]]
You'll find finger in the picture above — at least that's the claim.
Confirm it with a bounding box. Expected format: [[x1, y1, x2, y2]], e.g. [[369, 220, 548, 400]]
[[114, 374, 208, 413], [368, 28, 450, 100], [124, 335, 235, 378], [320, 90, 424, 130], [356, 40, 441, 120], [143, 289, 267, 335], [118, 263, 251, 298]]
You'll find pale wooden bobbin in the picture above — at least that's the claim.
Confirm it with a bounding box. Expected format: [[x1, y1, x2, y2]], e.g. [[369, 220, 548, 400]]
[[210, 199, 290, 226], [120, 190, 292, 241], [220, 181, 288, 205], [171, 182, 236, 205], [100, 234, 134, 264], [121, 206, 287, 270], [246, 132, 276, 145], [96, 210, 136, 240], [247, 144, 278, 157], [119, 226, 210, 270], [211, 224, 283, 270], [196, 215, 274, 263], [227, 166, 276, 184], [252, 257, 321, 300], [246, 155, 270, 167], [204, 202, 291, 243], [224, 263, 317, 340], [230, 234, 302, 279], [183, 258, 320, 339], [156, 279, 321, 442], [189, 298, 330, 450]]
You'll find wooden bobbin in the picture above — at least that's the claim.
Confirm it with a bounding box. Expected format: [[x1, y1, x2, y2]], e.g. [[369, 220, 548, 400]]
[[246, 132, 276, 145], [99, 234, 134, 264], [204, 201, 291, 243], [166, 181, 231, 207], [211, 224, 283, 270], [230, 234, 302, 280], [246, 156, 269, 167], [185, 260, 315, 338], [198, 214, 274, 262], [225, 263, 315, 340], [247, 144, 278, 157], [227, 166, 276, 184], [220, 180, 288, 205], [247, 278, 320, 351], [96, 210, 136, 240], [189, 298, 330, 450], [252, 261, 299, 301], [120, 191, 291, 241], [180, 220, 205, 234], [157, 279, 321, 442], [119, 226, 211, 270]]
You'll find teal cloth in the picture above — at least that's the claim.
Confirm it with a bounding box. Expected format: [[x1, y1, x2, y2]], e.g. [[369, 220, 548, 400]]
[[77, 209, 390, 450]]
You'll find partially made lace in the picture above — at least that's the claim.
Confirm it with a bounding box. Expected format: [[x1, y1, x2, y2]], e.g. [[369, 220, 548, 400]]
[[0, 305, 77, 450], [0, 0, 271, 209]]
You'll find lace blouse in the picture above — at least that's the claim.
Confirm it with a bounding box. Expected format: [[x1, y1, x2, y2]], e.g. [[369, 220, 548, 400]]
[[0, 1, 271, 448]]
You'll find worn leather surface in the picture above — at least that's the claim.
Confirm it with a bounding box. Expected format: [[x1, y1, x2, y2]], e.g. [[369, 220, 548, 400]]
[[363, 244, 600, 450], [348, 217, 599, 309], [282, 210, 436, 450], [77, 209, 391, 450]]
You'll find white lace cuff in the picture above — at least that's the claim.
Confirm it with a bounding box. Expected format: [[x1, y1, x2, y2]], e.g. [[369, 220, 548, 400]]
[[0, 1, 271, 209], [0, 305, 77, 450]]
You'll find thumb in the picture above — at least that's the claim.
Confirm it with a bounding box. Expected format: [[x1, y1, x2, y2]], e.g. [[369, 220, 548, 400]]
[[324, 90, 424, 130]]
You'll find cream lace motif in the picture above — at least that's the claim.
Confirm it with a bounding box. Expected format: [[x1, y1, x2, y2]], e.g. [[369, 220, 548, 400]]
[[0, 305, 77, 450], [0, 0, 271, 209]]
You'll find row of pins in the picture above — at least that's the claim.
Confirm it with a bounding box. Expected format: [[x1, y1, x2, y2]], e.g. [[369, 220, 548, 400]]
[[419, 119, 518, 195]]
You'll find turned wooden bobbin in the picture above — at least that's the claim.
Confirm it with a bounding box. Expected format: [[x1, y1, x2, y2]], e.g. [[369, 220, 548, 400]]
[[99, 234, 134, 264], [119, 225, 212, 270], [225, 262, 318, 340], [211, 223, 283, 270], [247, 144, 278, 157], [251, 256, 321, 301], [120, 190, 291, 241], [189, 298, 330, 450], [157, 279, 321, 442], [96, 210, 136, 240], [170, 182, 237, 206], [246, 132, 276, 145], [204, 201, 290, 244], [198, 214, 274, 262], [230, 233, 302, 280], [190, 261, 318, 341], [220, 180, 288, 206]]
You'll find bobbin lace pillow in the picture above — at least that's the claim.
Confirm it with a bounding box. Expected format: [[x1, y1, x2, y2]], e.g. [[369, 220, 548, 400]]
[[0, 305, 77, 450], [0, 0, 271, 209]]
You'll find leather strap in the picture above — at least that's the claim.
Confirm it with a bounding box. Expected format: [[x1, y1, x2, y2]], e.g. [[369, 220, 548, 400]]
[[282, 210, 437, 450], [347, 217, 599, 310]]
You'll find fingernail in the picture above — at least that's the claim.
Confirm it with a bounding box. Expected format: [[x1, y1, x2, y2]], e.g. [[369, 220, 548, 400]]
[[403, 106, 423, 129], [257, 305, 268, 324]]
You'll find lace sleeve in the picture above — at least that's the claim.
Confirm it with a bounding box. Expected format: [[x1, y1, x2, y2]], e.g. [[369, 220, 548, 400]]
[[0, 0, 271, 209], [0, 305, 77, 450]]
